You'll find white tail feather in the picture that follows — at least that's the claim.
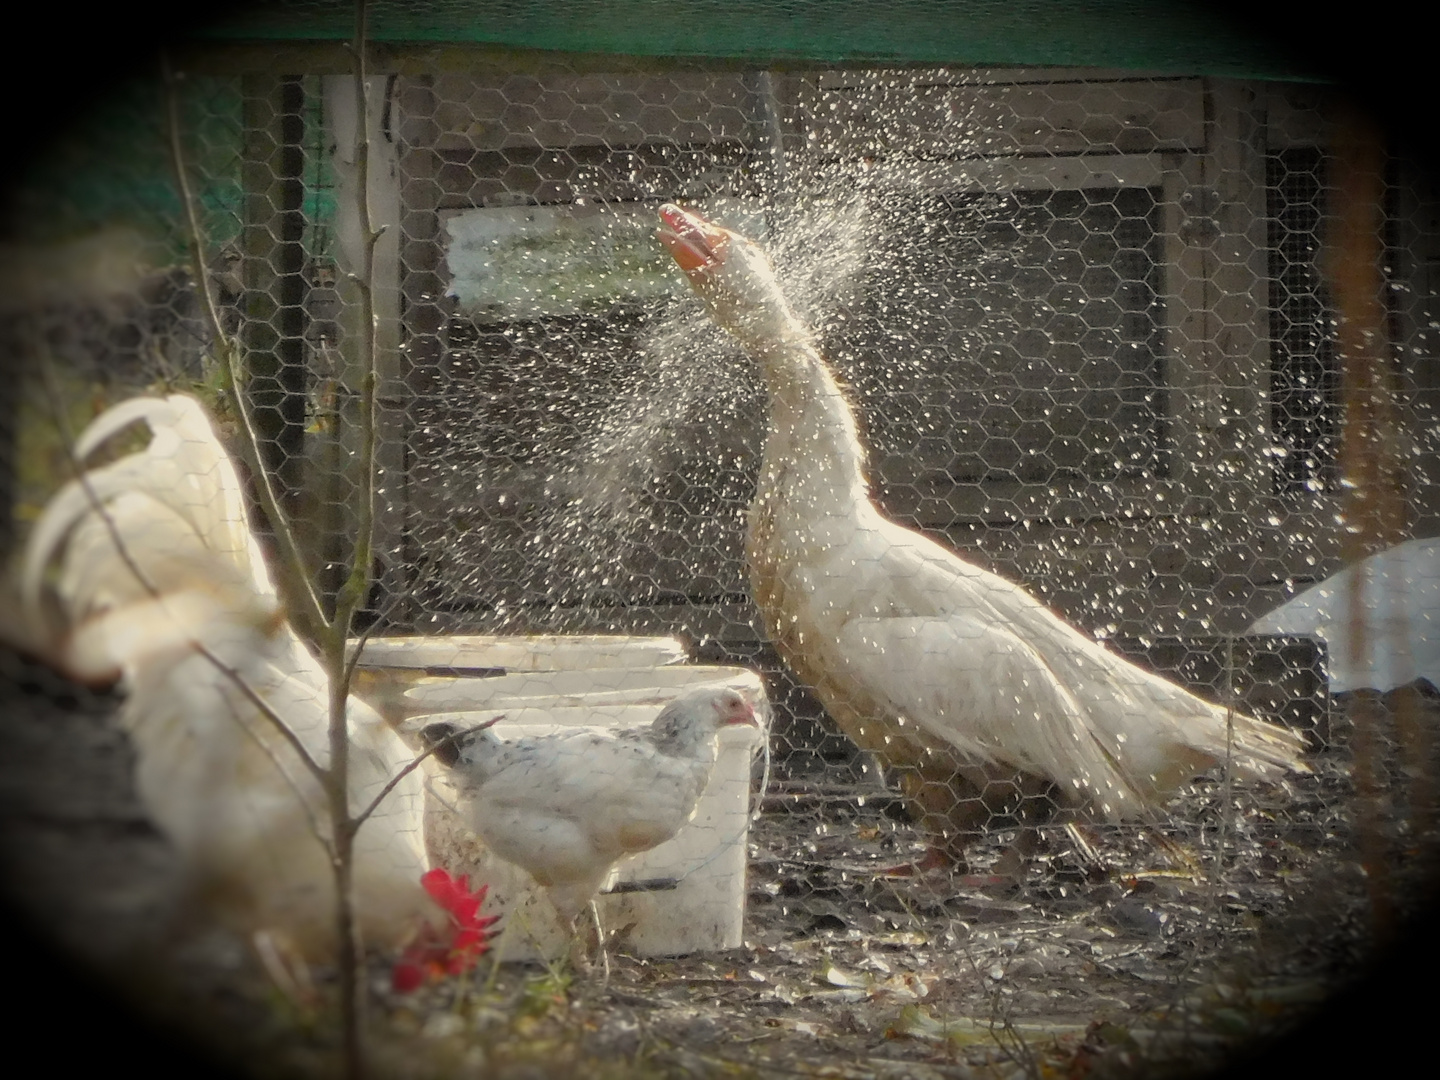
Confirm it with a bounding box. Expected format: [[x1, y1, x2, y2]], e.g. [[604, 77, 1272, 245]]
[[21, 394, 429, 953]]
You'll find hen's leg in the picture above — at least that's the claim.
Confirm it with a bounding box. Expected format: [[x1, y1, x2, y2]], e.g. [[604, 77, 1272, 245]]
[[589, 899, 611, 985], [562, 903, 610, 983], [548, 878, 610, 977], [564, 920, 591, 974]]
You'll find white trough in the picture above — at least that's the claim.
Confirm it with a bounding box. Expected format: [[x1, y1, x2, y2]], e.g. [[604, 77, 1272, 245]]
[[351, 633, 688, 672], [406, 662, 767, 960], [401, 663, 766, 719], [350, 634, 694, 727]]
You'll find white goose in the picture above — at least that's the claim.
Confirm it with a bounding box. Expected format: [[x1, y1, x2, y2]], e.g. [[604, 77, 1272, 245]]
[[657, 203, 1308, 875]]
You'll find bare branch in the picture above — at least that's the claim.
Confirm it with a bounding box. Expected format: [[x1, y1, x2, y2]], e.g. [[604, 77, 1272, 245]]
[[195, 639, 330, 785], [340, 614, 388, 689], [35, 354, 330, 788], [350, 715, 503, 833], [161, 52, 328, 638], [329, 6, 376, 1074], [218, 687, 335, 861], [330, 12, 383, 652], [160, 59, 232, 360]]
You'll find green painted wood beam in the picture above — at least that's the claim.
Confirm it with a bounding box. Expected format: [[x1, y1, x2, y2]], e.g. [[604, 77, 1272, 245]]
[[199, 1, 1317, 81]]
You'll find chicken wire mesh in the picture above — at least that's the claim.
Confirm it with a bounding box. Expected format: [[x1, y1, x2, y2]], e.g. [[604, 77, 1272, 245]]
[[3, 42, 1439, 1080]]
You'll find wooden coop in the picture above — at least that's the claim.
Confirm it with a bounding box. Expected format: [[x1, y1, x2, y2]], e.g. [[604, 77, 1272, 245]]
[[2, 2, 1437, 1077]]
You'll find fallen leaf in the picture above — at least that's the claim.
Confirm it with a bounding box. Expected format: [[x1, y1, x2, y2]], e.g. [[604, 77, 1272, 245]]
[[821, 963, 868, 989]]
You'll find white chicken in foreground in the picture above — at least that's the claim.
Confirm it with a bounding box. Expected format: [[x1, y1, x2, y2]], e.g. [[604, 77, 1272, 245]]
[[421, 688, 758, 942], [20, 394, 430, 954], [656, 203, 1308, 873]]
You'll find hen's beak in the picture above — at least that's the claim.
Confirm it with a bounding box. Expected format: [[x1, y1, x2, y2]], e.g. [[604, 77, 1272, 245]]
[[724, 699, 760, 727], [657, 203, 730, 279]]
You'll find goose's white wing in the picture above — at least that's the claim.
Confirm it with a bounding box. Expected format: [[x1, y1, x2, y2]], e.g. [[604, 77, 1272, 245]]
[[820, 517, 1303, 820]]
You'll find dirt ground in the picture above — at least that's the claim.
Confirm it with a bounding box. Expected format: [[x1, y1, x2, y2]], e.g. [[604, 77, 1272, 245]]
[[3, 645, 1438, 1079]]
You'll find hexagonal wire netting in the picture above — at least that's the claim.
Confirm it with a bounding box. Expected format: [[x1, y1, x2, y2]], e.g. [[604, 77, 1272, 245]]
[[3, 47, 1438, 1078]]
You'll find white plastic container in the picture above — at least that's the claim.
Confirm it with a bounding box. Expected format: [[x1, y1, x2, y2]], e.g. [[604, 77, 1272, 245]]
[[350, 633, 687, 672], [350, 634, 692, 728], [401, 664, 766, 722], [421, 686, 765, 959]]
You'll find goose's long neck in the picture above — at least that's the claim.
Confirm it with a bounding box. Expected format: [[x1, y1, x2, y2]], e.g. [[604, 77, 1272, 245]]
[[749, 325, 871, 522]]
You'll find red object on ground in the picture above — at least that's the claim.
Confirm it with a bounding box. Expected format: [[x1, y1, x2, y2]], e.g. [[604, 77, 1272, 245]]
[[392, 869, 500, 992]]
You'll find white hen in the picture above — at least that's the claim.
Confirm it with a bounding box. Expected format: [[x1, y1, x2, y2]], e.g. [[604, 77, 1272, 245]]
[[657, 203, 1308, 870], [421, 687, 757, 935], [20, 394, 429, 953]]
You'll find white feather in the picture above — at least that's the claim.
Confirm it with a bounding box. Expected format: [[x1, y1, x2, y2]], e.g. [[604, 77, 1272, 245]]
[[657, 204, 1307, 840], [22, 394, 429, 952]]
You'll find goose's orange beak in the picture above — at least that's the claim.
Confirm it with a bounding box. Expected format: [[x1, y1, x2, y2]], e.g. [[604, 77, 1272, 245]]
[[657, 203, 730, 279]]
